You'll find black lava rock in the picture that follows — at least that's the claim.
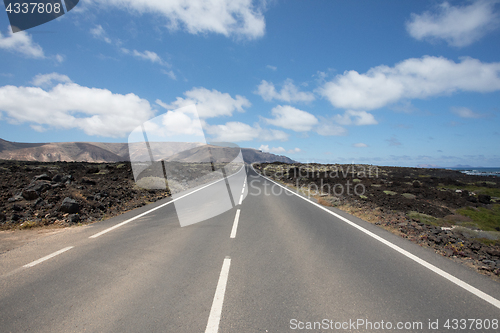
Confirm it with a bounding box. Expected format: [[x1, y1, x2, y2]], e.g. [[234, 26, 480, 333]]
[[59, 197, 80, 214]]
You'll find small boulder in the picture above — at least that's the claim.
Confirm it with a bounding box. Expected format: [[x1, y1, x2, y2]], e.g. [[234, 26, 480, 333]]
[[33, 174, 51, 181], [478, 194, 491, 204], [68, 214, 80, 224], [33, 198, 45, 207], [22, 189, 39, 201], [52, 174, 63, 183], [81, 178, 96, 185], [87, 167, 99, 174], [59, 197, 80, 214]]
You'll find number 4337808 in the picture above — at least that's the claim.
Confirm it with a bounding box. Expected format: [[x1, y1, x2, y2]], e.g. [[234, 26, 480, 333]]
[[5, 2, 61, 14]]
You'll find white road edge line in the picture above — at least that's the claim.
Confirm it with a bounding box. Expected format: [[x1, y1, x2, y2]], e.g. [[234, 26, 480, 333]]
[[252, 165, 500, 310], [90, 165, 246, 238], [230, 209, 241, 239], [205, 257, 231, 333], [238, 194, 244, 205], [23, 246, 74, 268]]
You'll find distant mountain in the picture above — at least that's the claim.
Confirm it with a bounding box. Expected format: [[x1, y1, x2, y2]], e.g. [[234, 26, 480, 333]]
[[0, 139, 295, 164]]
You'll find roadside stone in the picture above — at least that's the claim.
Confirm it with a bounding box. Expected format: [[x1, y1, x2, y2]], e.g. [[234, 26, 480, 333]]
[[22, 189, 39, 200], [33, 174, 51, 181], [477, 194, 491, 204], [485, 248, 500, 258], [59, 197, 80, 214], [68, 214, 80, 224], [52, 174, 63, 183], [87, 167, 99, 174], [8, 194, 23, 202], [81, 178, 96, 185]]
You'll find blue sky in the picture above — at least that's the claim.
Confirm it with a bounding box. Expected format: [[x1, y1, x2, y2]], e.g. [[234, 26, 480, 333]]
[[0, 0, 499, 167]]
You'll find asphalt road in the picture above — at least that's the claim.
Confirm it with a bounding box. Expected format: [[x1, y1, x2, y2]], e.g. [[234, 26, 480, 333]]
[[1, 165, 499, 332]]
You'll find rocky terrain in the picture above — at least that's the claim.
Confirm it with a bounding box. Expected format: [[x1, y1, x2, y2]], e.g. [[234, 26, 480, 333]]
[[253, 163, 500, 280], [0, 160, 168, 230]]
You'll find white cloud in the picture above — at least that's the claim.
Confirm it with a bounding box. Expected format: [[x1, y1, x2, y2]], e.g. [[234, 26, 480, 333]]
[[161, 69, 177, 80], [132, 49, 167, 66], [334, 110, 378, 126], [206, 122, 288, 142], [55, 54, 65, 63], [259, 145, 284, 153], [90, 25, 112, 44], [0, 29, 44, 58], [451, 106, 483, 118], [264, 105, 318, 132], [353, 143, 368, 148], [84, 0, 265, 39], [319, 56, 500, 110], [266, 65, 277, 71], [314, 121, 348, 136], [0, 76, 154, 137], [258, 145, 301, 154], [157, 87, 251, 118], [256, 79, 315, 103], [406, 0, 500, 47], [31, 73, 72, 87]]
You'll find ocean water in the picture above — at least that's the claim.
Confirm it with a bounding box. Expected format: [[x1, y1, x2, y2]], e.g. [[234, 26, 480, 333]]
[[448, 167, 500, 176]]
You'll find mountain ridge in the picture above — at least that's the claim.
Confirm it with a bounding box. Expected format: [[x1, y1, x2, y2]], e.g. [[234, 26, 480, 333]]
[[0, 138, 296, 164]]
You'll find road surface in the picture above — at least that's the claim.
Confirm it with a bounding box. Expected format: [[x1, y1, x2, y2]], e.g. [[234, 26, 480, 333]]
[[1, 165, 499, 332]]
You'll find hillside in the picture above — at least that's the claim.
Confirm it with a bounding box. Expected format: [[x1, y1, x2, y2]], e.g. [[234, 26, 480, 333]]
[[0, 139, 295, 164]]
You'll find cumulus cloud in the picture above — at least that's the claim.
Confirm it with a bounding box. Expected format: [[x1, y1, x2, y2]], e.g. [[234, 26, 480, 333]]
[[264, 105, 318, 132], [334, 110, 378, 126], [255, 79, 315, 103], [406, 0, 500, 47], [259, 145, 285, 153], [206, 122, 288, 142], [83, 0, 265, 39], [90, 25, 112, 44], [0, 76, 154, 137], [259, 145, 301, 154], [31, 73, 72, 87], [319, 56, 500, 110], [0, 29, 44, 58], [314, 120, 348, 136], [450, 106, 484, 118], [157, 87, 251, 118], [266, 65, 277, 71]]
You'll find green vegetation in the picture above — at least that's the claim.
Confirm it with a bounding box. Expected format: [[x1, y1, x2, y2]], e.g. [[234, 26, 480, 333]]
[[19, 220, 38, 229], [359, 195, 368, 200], [402, 193, 416, 199], [406, 211, 450, 227], [352, 178, 362, 183], [456, 205, 500, 232], [439, 184, 500, 197], [383, 190, 397, 196]]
